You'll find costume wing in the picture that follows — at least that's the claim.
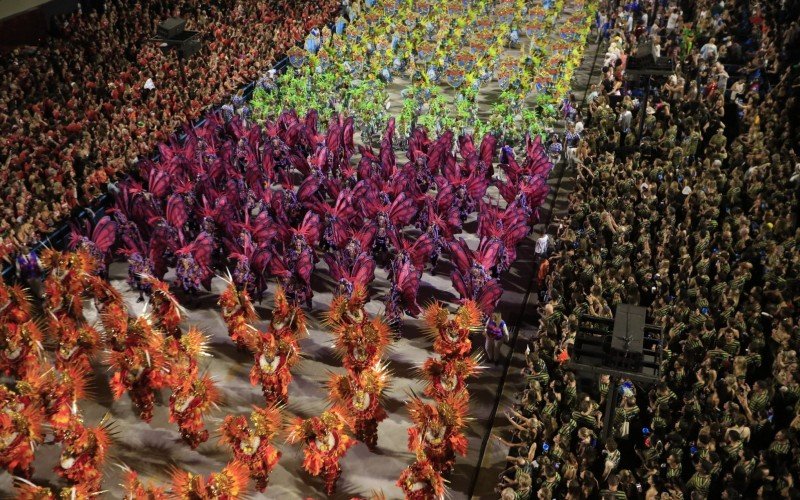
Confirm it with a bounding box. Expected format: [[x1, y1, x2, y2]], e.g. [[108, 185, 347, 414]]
[[497, 179, 518, 204], [443, 206, 463, 237], [297, 250, 314, 285], [504, 220, 530, 249], [458, 134, 477, 161], [148, 168, 171, 199], [355, 225, 377, 249], [342, 116, 355, 160], [267, 254, 291, 279], [352, 253, 376, 288], [477, 237, 502, 269], [288, 152, 311, 177], [398, 262, 421, 317], [409, 233, 434, 270], [326, 117, 342, 154], [448, 238, 473, 275], [253, 211, 277, 244], [434, 185, 456, 214], [389, 193, 417, 228], [527, 175, 551, 206], [166, 193, 189, 229], [192, 231, 215, 270], [323, 252, 345, 282], [466, 174, 489, 201], [428, 130, 453, 176], [451, 270, 470, 301], [91, 216, 118, 253], [476, 279, 503, 316], [380, 118, 396, 178], [479, 133, 498, 168], [524, 133, 553, 177], [297, 176, 322, 206], [304, 109, 319, 137], [299, 212, 321, 248]]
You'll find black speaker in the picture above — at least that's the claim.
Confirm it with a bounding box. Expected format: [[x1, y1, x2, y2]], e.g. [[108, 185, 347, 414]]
[[157, 17, 186, 39], [180, 38, 201, 58]]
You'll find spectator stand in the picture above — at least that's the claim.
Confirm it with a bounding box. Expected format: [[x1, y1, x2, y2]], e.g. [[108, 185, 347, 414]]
[[0, 20, 335, 282]]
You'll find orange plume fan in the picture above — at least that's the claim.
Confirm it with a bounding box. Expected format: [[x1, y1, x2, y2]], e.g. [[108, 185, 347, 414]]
[[119, 465, 167, 500], [180, 326, 210, 360], [422, 301, 450, 334], [250, 404, 283, 439], [218, 278, 258, 324], [454, 299, 483, 331]]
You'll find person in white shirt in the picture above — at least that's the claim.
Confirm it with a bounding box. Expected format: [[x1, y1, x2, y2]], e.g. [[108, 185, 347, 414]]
[[700, 38, 718, 63], [666, 8, 680, 32], [535, 234, 550, 258]]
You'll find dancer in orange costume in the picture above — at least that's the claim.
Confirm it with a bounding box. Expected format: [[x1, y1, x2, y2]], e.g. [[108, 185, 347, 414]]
[[218, 277, 258, 351], [268, 285, 308, 340], [39, 250, 100, 373], [0, 281, 44, 379], [47, 314, 100, 372], [287, 409, 355, 496], [107, 315, 167, 422], [22, 365, 90, 442], [333, 316, 393, 374], [423, 301, 481, 360], [40, 249, 94, 322], [144, 276, 185, 338], [163, 325, 217, 448], [162, 325, 207, 388], [406, 393, 469, 475], [396, 458, 447, 500], [170, 462, 249, 499], [326, 285, 369, 329], [0, 280, 33, 324], [168, 367, 219, 449], [54, 418, 111, 493], [328, 364, 390, 452], [219, 405, 282, 492], [120, 466, 167, 499], [86, 273, 124, 316], [247, 287, 305, 405], [248, 330, 299, 405], [14, 480, 93, 500], [0, 385, 44, 478], [99, 300, 130, 351], [0, 318, 43, 379], [421, 355, 480, 403]]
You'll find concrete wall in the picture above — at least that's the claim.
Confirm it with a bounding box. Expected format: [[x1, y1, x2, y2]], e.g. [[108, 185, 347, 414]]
[[0, 0, 50, 20]]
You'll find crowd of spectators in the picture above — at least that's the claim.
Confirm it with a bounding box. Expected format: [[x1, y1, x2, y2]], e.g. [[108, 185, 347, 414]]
[[499, 0, 800, 498], [0, 0, 342, 260]]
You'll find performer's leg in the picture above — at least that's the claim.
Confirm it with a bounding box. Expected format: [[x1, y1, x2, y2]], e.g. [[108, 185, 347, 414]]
[[323, 462, 341, 496], [484, 336, 494, 362]]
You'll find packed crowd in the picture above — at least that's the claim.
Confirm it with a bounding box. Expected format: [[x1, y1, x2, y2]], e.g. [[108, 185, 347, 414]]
[[0, 0, 341, 259], [499, 0, 800, 498]]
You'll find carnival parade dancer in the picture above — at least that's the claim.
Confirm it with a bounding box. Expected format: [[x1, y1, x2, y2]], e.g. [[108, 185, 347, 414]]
[[406, 393, 469, 475], [218, 277, 259, 351], [423, 300, 482, 361], [164, 326, 219, 449], [397, 458, 447, 500], [248, 287, 305, 405], [107, 315, 167, 422], [54, 417, 112, 493], [328, 364, 390, 451], [287, 409, 355, 496], [219, 405, 282, 492], [421, 355, 480, 403], [170, 462, 250, 499]]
